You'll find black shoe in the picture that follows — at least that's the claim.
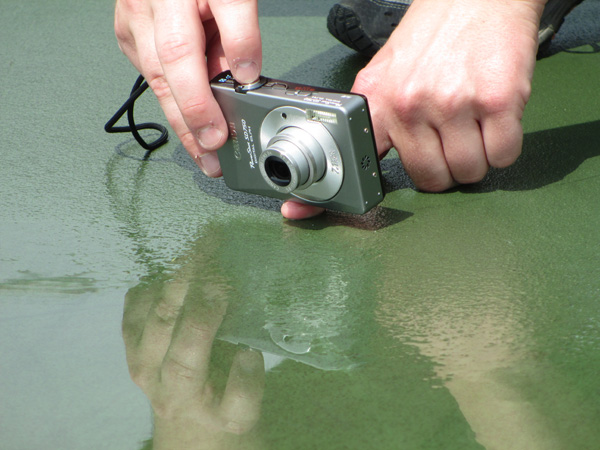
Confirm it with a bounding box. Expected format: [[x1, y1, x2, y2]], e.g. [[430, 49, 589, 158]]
[[327, 0, 412, 58], [328, 0, 586, 58], [538, 0, 585, 53]]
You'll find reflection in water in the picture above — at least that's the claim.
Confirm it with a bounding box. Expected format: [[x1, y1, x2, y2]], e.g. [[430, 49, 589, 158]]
[[123, 271, 266, 449], [122, 218, 372, 448], [374, 210, 562, 450], [0, 272, 98, 294], [121, 213, 538, 449], [267, 326, 312, 355], [119, 205, 595, 448], [378, 300, 560, 450], [204, 220, 370, 372]]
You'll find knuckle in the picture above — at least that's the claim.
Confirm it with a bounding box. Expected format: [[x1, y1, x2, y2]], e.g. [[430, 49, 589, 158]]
[[446, 151, 489, 185], [490, 146, 521, 168], [146, 74, 171, 101], [353, 69, 379, 96], [157, 35, 195, 66], [114, 0, 142, 35], [181, 320, 218, 342], [392, 93, 426, 128], [354, 68, 425, 123], [481, 94, 511, 114], [179, 95, 213, 122], [163, 357, 197, 382], [113, 18, 134, 50], [478, 85, 523, 115], [407, 161, 453, 192], [119, 0, 141, 11], [417, 177, 452, 193], [114, 23, 130, 46], [428, 83, 475, 120], [128, 363, 153, 390], [395, 93, 423, 123], [152, 299, 182, 325], [456, 168, 487, 185], [520, 83, 532, 105], [436, 90, 467, 117], [392, 81, 428, 121], [151, 398, 178, 420], [114, 0, 134, 15]]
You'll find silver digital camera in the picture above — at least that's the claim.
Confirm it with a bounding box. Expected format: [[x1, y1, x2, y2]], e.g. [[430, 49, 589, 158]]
[[210, 71, 384, 214]]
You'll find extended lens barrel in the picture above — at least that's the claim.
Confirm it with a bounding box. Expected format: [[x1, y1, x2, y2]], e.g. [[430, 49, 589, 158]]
[[259, 127, 326, 194]]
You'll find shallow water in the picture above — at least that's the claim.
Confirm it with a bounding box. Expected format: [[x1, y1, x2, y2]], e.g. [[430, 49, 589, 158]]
[[2, 1, 600, 448]]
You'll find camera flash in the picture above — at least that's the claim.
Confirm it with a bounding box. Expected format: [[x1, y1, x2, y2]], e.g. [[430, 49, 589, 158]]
[[307, 109, 338, 125]]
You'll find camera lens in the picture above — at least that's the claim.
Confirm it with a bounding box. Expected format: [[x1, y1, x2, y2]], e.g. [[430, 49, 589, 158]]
[[259, 107, 345, 202], [264, 156, 292, 187], [259, 127, 326, 194]]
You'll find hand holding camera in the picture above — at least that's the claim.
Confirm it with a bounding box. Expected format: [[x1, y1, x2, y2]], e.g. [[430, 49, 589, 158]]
[[211, 72, 385, 214], [112, 0, 385, 217], [113, 0, 262, 177], [112, 0, 550, 219]]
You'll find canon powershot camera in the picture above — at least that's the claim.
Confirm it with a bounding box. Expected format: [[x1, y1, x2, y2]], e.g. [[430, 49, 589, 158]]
[[210, 71, 384, 214]]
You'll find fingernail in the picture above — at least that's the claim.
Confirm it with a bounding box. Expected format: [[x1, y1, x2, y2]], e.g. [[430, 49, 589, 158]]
[[197, 125, 224, 150], [234, 60, 259, 84], [195, 151, 221, 177]]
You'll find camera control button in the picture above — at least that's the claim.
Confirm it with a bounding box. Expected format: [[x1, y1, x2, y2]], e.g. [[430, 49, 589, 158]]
[[285, 90, 312, 97], [234, 76, 268, 93], [267, 82, 288, 90]]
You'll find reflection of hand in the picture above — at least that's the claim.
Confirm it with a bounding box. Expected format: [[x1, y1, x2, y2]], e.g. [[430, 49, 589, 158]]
[[114, 0, 262, 177], [281, 0, 544, 220], [123, 276, 265, 448]]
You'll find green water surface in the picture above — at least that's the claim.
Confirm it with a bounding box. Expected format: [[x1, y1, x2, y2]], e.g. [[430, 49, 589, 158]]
[[1, 1, 599, 449]]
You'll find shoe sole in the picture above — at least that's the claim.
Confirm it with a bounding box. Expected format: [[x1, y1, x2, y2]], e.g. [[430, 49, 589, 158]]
[[327, 4, 380, 57], [330, 0, 585, 58]]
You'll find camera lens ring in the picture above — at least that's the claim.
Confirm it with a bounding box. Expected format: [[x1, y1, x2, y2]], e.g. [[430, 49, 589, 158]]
[[260, 107, 344, 202], [259, 145, 305, 193], [266, 127, 326, 189]]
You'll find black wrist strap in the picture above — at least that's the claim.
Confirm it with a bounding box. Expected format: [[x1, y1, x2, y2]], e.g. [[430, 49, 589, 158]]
[[104, 75, 169, 152]]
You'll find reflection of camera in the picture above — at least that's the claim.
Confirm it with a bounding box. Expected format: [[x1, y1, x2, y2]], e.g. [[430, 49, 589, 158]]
[[210, 71, 384, 214]]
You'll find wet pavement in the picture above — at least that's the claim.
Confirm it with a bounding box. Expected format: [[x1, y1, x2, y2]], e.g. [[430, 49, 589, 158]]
[[1, 0, 599, 449]]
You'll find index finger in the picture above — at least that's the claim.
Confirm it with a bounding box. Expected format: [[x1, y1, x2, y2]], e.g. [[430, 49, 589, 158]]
[[209, 0, 262, 83], [219, 348, 265, 434], [152, 0, 228, 151]]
